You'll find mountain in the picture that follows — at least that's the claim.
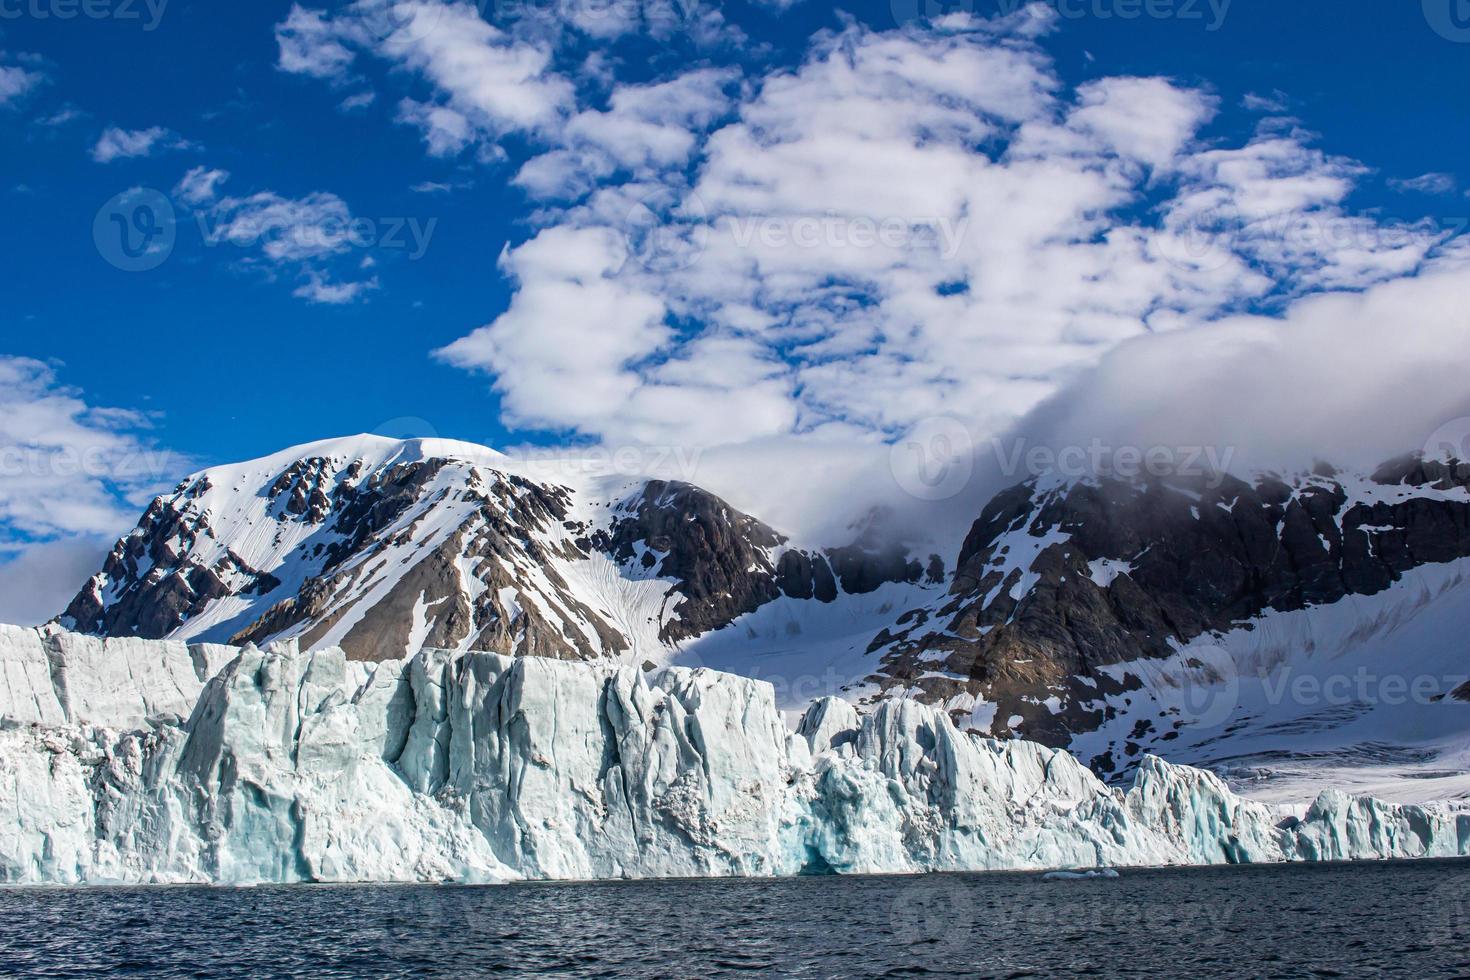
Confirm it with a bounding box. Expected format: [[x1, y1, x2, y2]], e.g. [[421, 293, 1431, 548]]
[[56, 435, 1470, 800], [58, 434, 938, 684], [867, 455, 1470, 797]]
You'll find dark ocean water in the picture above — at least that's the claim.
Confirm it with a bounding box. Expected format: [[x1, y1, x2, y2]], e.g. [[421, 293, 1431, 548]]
[[3, 860, 1470, 978]]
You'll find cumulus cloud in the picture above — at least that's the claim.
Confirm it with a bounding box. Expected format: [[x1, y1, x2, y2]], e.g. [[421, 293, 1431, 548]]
[[435, 13, 1451, 456], [91, 126, 189, 163], [514, 68, 738, 200], [0, 359, 189, 625], [0, 537, 111, 626], [1067, 76, 1218, 171], [1005, 255, 1470, 477], [1388, 172, 1457, 196], [180, 177, 383, 304], [275, 1, 574, 155], [0, 64, 45, 107], [275, 5, 358, 79], [174, 166, 230, 205], [293, 271, 381, 304], [281, 4, 1467, 539], [0, 357, 181, 542]]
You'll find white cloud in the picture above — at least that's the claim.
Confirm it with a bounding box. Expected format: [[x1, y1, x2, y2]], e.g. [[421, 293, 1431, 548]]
[[0, 537, 110, 627], [276, 1, 575, 155], [1388, 172, 1457, 196], [432, 13, 1457, 464], [294, 272, 381, 304], [0, 64, 45, 107], [0, 357, 180, 543], [1011, 256, 1470, 476], [340, 90, 377, 112], [174, 166, 230, 205], [1067, 76, 1217, 171], [91, 126, 188, 163], [1241, 90, 1289, 114], [436, 226, 679, 440], [0, 358, 188, 627], [205, 189, 356, 261], [189, 186, 381, 303], [275, 5, 357, 79], [38, 105, 85, 127]]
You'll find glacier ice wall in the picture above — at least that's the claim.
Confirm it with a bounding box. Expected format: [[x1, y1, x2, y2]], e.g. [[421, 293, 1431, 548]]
[[2, 627, 1468, 885]]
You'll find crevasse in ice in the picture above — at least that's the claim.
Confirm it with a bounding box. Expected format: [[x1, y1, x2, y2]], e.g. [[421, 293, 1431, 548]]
[[2, 625, 1467, 884]]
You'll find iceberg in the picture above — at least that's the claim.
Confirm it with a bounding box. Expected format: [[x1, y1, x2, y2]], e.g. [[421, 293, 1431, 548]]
[[1042, 869, 1120, 880], [2, 626, 1468, 885]]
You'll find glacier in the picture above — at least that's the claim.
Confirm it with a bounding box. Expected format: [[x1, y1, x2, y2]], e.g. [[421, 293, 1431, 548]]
[[2, 625, 1468, 885]]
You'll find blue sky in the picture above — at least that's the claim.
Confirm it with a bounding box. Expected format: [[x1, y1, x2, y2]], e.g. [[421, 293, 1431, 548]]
[[4, 0, 1470, 620]]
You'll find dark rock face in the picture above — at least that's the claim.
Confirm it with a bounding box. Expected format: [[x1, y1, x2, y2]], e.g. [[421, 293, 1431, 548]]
[[589, 480, 786, 642], [873, 457, 1470, 753], [60, 492, 280, 638], [65, 451, 933, 664], [774, 550, 838, 603], [589, 484, 937, 642], [232, 463, 626, 663], [61, 454, 633, 664]]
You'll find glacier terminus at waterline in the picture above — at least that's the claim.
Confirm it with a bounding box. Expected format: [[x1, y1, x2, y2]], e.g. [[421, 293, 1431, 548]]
[[4, 626, 1468, 886]]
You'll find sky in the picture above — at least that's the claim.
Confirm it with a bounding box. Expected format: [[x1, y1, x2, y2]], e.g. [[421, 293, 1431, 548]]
[[3, 0, 1470, 622]]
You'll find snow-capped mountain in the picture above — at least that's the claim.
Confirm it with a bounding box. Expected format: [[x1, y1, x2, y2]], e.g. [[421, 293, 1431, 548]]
[[55, 436, 1470, 800], [58, 434, 939, 689], [868, 454, 1470, 799]]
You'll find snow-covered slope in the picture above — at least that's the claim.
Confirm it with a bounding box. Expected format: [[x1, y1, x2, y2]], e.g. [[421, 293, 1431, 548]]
[[1070, 559, 1470, 804], [60, 435, 938, 672], [867, 457, 1470, 799], [3, 630, 1468, 885]]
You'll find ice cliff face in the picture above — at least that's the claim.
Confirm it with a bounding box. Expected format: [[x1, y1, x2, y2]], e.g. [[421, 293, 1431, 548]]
[[4, 628, 1467, 885]]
